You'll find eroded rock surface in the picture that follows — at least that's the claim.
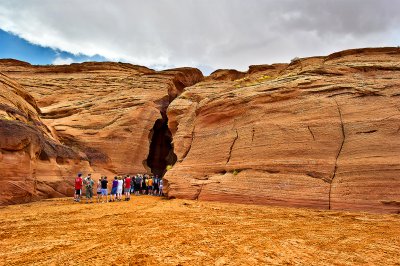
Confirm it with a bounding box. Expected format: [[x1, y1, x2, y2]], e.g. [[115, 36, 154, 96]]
[[165, 47, 400, 213], [1, 48, 399, 213], [0, 73, 91, 205], [0, 60, 203, 204]]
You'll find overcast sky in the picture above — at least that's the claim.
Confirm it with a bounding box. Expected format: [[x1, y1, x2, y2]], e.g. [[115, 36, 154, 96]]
[[0, 0, 399, 74]]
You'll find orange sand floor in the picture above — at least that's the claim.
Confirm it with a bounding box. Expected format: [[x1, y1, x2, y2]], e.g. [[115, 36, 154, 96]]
[[1, 196, 399, 265]]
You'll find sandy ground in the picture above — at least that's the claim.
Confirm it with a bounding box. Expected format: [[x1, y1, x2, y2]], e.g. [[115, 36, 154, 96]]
[[0, 196, 399, 266]]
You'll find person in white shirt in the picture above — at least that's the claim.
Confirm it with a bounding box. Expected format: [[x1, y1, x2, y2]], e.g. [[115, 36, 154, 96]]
[[117, 176, 123, 201]]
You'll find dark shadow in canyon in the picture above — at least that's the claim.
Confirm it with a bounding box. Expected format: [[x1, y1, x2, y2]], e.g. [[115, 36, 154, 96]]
[[146, 111, 177, 177]]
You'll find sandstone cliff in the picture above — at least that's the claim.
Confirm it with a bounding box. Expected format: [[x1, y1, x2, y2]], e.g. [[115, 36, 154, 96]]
[[0, 72, 91, 204], [165, 47, 400, 213], [1, 48, 399, 213], [0, 60, 203, 204]]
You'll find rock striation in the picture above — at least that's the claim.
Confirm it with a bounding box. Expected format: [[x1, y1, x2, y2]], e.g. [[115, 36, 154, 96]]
[[165, 47, 400, 213], [0, 60, 203, 204], [0, 72, 91, 204], [0, 47, 399, 213]]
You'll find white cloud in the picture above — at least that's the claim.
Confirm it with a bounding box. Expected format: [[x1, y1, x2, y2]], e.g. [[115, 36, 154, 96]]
[[52, 57, 74, 65], [0, 0, 399, 71]]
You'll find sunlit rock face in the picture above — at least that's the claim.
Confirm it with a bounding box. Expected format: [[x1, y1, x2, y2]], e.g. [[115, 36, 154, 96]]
[[1, 48, 399, 213], [0, 72, 91, 205], [165, 48, 400, 213], [0, 60, 203, 205]]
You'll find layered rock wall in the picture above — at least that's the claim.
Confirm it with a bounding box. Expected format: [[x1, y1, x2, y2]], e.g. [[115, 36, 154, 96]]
[[0, 60, 203, 204], [1, 48, 399, 213], [0, 73, 91, 205], [165, 48, 400, 213]]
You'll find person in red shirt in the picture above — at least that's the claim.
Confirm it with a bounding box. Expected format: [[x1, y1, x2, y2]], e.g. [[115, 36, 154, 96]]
[[74, 173, 83, 202], [124, 175, 132, 201]]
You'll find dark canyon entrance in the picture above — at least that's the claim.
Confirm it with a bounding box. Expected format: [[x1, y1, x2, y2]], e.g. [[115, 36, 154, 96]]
[[146, 111, 177, 177], [145, 79, 191, 177]]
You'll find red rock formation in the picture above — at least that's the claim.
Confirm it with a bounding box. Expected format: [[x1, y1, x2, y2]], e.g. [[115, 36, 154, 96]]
[[205, 69, 246, 81], [1, 48, 399, 213], [0, 73, 91, 205], [165, 47, 400, 213], [0, 61, 203, 205]]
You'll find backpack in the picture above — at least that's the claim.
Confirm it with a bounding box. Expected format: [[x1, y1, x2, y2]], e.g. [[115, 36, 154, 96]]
[[85, 178, 93, 189]]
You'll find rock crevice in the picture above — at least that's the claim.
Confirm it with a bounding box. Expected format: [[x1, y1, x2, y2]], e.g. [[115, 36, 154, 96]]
[[307, 126, 316, 141], [180, 125, 196, 162], [226, 129, 239, 165], [194, 183, 205, 200], [329, 98, 346, 210]]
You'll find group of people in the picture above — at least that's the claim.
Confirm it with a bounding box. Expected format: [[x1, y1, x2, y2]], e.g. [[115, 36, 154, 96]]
[[74, 173, 164, 203]]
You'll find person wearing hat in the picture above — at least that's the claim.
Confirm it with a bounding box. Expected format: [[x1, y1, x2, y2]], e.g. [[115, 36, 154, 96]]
[[84, 173, 94, 204]]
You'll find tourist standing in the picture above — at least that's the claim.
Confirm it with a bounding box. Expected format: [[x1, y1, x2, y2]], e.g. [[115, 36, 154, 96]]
[[135, 174, 142, 196], [84, 174, 94, 204], [148, 175, 154, 195], [74, 173, 83, 202], [130, 175, 135, 196], [142, 175, 147, 195], [153, 175, 159, 195], [144, 175, 149, 195], [125, 175, 131, 201], [111, 176, 118, 202], [96, 178, 102, 203], [117, 176, 123, 201], [100, 176, 108, 203], [159, 178, 164, 196]]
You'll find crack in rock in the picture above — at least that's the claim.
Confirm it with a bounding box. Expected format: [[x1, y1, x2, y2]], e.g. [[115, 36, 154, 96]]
[[356, 129, 377, 134], [194, 183, 204, 200], [180, 124, 196, 162], [226, 129, 239, 164], [329, 99, 346, 210], [307, 126, 316, 141]]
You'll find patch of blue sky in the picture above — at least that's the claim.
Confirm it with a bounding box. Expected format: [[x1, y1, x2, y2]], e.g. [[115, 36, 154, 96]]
[[0, 29, 214, 74], [0, 29, 106, 65]]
